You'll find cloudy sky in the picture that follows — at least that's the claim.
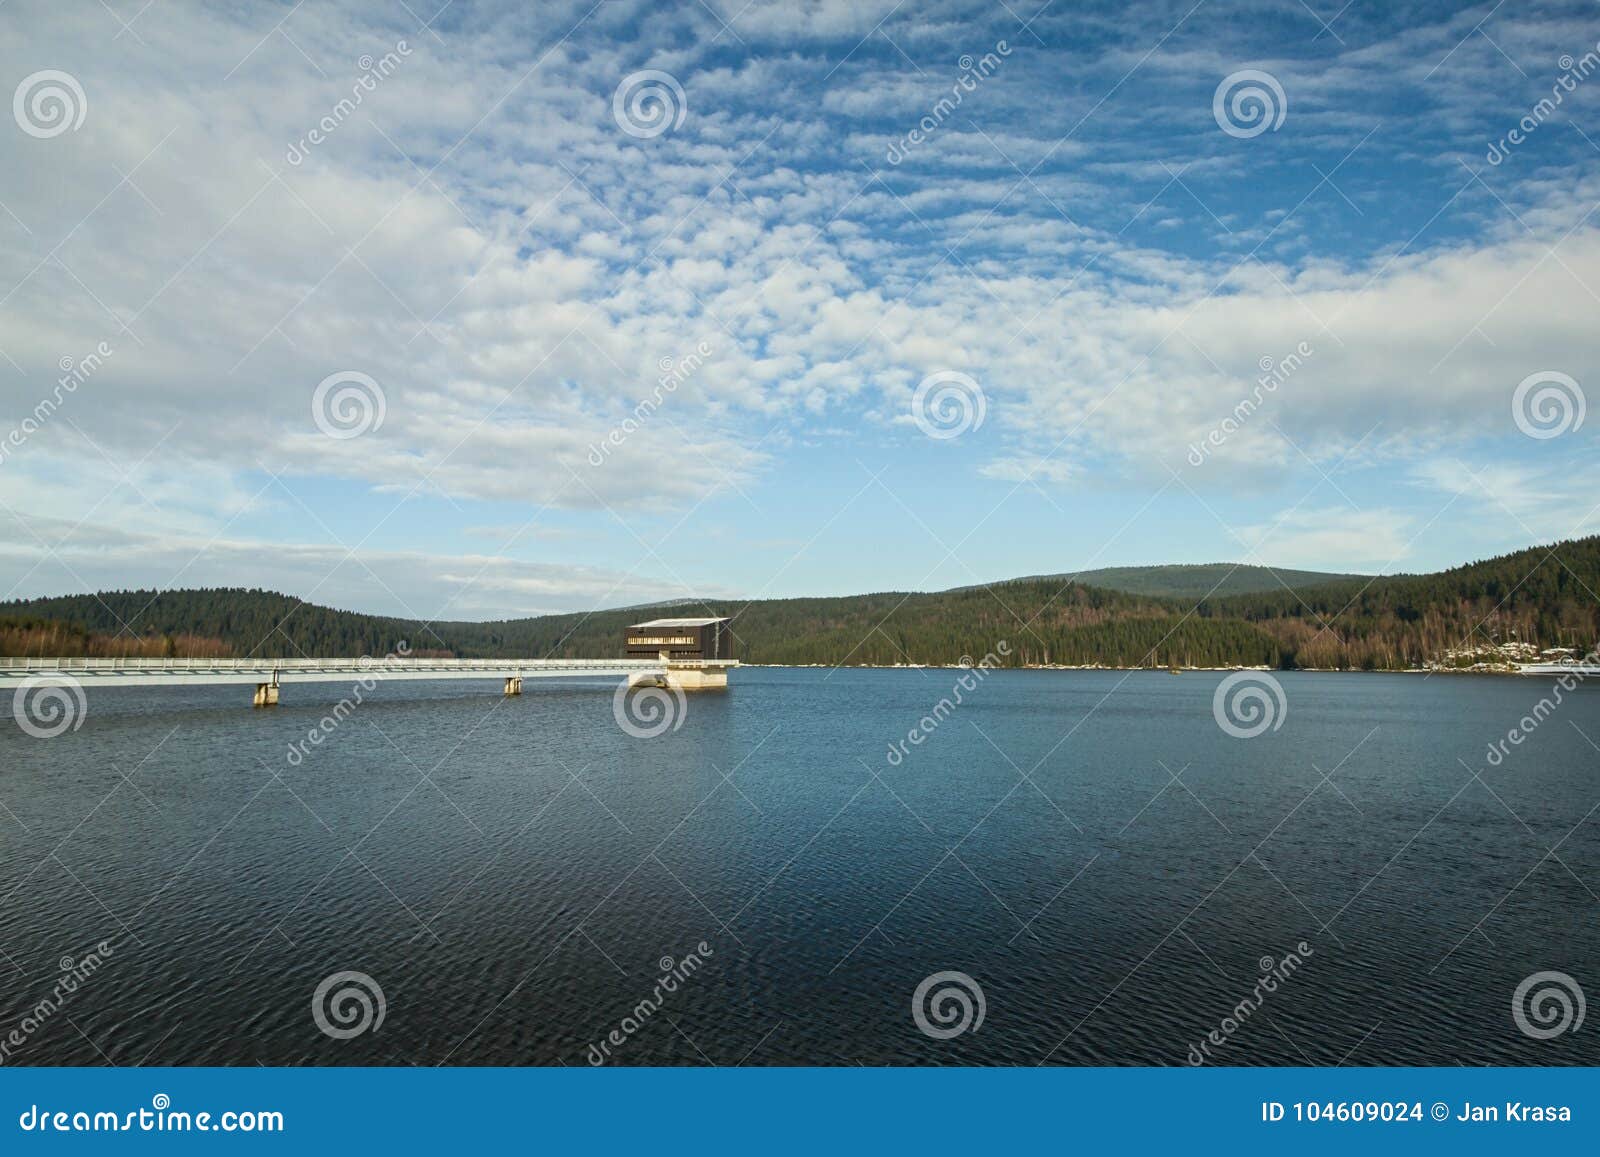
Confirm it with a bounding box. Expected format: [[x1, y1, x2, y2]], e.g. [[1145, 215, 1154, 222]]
[[1, 0, 1597, 620]]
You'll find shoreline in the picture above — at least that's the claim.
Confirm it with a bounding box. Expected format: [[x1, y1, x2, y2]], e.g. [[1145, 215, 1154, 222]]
[[6, 656, 1591, 679], [746, 662, 1600, 677]]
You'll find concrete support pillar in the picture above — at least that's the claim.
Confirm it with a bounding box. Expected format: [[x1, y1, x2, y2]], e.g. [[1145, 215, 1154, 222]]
[[664, 665, 728, 692], [503, 676, 523, 696], [253, 682, 280, 708]]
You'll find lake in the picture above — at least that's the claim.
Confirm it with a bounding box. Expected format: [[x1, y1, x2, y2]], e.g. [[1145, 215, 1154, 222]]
[[1, 667, 1595, 1066]]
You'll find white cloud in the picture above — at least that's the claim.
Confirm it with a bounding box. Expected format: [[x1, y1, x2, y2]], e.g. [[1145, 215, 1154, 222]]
[[1410, 456, 1600, 544], [979, 455, 1077, 484], [0, 505, 730, 620], [1, 0, 1596, 614], [1235, 506, 1416, 572]]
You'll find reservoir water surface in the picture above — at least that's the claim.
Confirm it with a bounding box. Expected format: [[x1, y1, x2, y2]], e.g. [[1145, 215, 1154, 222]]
[[1, 667, 1595, 1066]]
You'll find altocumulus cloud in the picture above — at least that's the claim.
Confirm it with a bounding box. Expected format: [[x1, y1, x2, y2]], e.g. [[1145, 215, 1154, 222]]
[[1, 0, 1597, 613]]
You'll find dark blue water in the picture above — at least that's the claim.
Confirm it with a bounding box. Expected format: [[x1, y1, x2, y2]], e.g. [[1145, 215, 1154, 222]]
[[1, 668, 1595, 1066]]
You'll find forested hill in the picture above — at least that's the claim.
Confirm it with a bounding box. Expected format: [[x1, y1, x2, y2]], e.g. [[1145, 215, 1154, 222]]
[[1203, 536, 1600, 669], [968, 562, 1366, 600], [0, 590, 434, 660], [3, 536, 1598, 670]]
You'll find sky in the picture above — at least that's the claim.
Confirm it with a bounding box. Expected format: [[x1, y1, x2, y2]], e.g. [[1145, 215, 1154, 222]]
[[1, 0, 1598, 621]]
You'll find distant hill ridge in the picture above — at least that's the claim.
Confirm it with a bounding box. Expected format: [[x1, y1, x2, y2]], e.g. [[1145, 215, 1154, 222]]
[[982, 562, 1370, 601], [4, 537, 1598, 670]]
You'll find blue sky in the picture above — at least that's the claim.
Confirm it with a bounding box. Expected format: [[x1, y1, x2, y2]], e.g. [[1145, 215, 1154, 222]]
[[1, 0, 1598, 619]]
